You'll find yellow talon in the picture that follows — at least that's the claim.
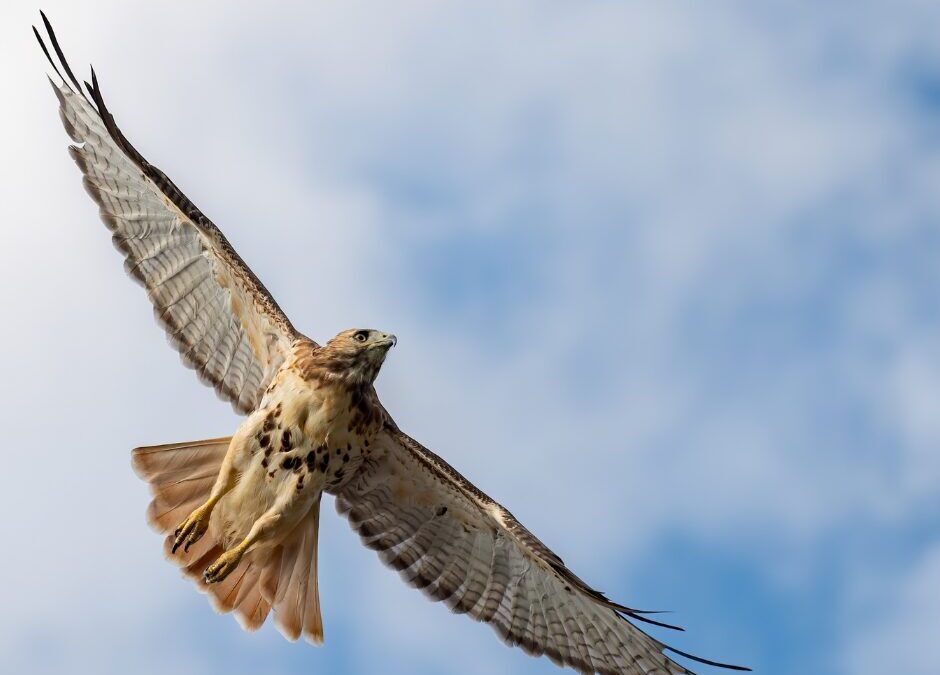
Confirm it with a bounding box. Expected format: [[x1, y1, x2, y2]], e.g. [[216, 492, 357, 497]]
[[172, 503, 212, 554], [204, 547, 245, 584]]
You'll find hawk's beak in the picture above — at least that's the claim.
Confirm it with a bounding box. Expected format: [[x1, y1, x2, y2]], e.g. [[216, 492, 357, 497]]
[[375, 334, 397, 349]]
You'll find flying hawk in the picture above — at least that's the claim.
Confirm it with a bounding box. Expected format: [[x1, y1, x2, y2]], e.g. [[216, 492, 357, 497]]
[[35, 13, 747, 675]]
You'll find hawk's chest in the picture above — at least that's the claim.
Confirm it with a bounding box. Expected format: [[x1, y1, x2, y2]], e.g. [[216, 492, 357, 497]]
[[252, 372, 382, 493]]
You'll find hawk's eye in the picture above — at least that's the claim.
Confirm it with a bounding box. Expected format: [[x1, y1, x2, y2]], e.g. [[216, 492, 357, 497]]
[[354, 330, 369, 342]]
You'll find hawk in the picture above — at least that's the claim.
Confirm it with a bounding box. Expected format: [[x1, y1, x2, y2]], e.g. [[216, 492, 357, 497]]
[[35, 13, 747, 675]]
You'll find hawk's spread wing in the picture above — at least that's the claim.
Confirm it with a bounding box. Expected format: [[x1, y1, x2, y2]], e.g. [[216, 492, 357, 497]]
[[337, 426, 746, 675], [36, 15, 304, 414]]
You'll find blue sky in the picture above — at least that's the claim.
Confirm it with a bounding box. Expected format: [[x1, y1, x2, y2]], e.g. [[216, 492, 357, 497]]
[[1, 2, 939, 674]]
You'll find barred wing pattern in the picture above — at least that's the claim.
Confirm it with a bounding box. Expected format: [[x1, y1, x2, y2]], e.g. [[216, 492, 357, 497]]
[[36, 16, 302, 414], [337, 427, 736, 675]]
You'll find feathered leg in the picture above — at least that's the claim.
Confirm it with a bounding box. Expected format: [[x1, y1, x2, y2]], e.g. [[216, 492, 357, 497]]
[[205, 472, 321, 585], [171, 437, 240, 553]]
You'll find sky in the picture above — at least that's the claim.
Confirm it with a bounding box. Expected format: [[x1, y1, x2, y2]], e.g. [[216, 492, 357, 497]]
[[1, 2, 938, 674]]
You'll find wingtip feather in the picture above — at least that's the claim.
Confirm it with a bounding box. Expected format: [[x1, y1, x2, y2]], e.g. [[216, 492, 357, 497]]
[[39, 11, 86, 98], [665, 645, 752, 672]]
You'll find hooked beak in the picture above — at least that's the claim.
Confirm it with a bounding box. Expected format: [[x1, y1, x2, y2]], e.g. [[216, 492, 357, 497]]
[[374, 333, 397, 349]]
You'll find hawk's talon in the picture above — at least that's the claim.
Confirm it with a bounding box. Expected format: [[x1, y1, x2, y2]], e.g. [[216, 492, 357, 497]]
[[204, 548, 244, 584], [172, 504, 211, 555]]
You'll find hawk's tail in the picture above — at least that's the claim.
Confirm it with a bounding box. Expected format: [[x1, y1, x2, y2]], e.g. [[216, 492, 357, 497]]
[[269, 495, 324, 645], [131, 437, 231, 534], [131, 437, 324, 643]]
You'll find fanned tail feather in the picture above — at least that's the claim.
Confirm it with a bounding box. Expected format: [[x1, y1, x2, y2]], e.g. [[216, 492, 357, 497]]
[[131, 437, 323, 641], [132, 437, 271, 628], [272, 495, 324, 645], [132, 437, 231, 534]]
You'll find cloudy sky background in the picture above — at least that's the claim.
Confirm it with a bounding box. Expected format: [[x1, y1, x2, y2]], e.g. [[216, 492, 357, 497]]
[[1, 2, 938, 673]]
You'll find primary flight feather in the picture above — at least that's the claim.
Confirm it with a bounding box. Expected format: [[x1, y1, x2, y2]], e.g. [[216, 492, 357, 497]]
[[35, 13, 748, 675]]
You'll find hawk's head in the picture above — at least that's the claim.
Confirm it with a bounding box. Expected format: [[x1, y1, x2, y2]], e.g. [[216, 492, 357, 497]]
[[318, 328, 397, 386]]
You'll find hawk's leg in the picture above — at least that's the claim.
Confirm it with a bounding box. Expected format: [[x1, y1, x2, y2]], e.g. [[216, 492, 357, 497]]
[[172, 440, 239, 553], [205, 474, 320, 584]]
